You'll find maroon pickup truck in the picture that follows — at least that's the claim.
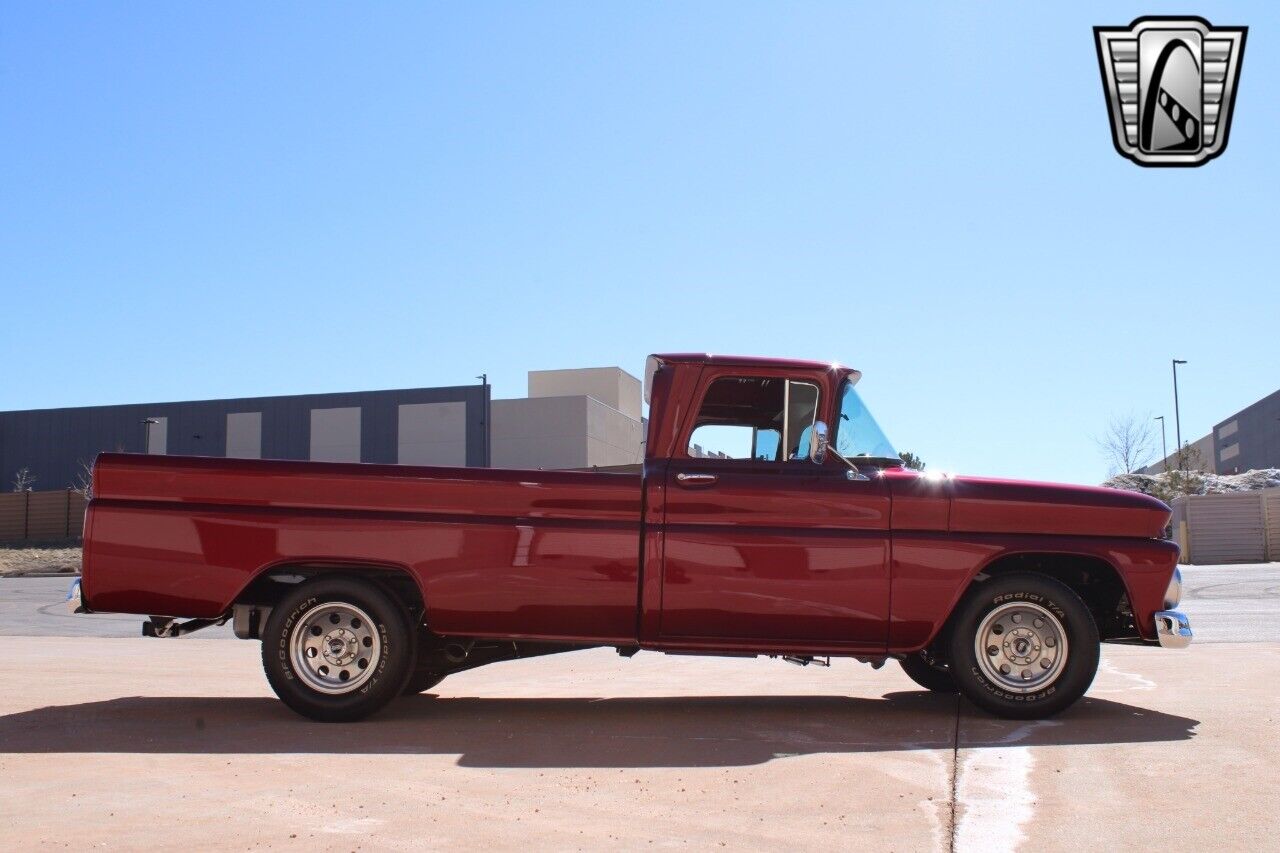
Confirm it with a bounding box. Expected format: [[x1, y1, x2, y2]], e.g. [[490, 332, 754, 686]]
[[70, 353, 1190, 721]]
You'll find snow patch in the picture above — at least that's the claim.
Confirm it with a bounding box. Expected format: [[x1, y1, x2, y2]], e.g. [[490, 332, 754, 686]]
[[1103, 467, 1280, 497]]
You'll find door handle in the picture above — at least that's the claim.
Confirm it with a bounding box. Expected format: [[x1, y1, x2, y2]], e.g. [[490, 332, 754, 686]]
[[675, 472, 718, 486]]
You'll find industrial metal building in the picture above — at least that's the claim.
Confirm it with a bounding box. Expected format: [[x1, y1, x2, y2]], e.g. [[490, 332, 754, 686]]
[[1142, 387, 1280, 475], [1211, 389, 1280, 474], [1, 367, 644, 494]]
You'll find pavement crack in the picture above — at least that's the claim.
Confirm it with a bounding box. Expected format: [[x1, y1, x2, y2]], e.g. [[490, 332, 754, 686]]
[[948, 693, 961, 853]]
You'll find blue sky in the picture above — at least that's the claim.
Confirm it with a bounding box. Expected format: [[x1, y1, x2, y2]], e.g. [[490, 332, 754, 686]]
[[3, 3, 1276, 484]]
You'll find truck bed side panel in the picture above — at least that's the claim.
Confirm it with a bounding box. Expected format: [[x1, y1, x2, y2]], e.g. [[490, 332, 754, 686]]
[[84, 454, 642, 642]]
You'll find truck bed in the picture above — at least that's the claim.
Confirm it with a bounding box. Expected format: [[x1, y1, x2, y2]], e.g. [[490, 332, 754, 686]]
[[83, 453, 643, 642]]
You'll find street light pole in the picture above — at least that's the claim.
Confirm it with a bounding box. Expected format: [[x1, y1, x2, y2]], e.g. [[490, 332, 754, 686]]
[[1154, 415, 1167, 472], [1172, 359, 1187, 469], [475, 374, 490, 468], [141, 418, 159, 455]]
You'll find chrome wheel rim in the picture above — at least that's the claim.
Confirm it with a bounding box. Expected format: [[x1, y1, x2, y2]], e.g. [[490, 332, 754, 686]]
[[289, 602, 381, 695], [974, 601, 1068, 694]]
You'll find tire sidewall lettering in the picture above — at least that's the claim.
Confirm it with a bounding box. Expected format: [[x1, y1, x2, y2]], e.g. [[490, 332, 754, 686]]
[[991, 591, 1067, 623], [277, 595, 319, 682]]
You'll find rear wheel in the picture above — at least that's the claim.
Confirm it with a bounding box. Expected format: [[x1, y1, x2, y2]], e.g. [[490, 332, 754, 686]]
[[898, 651, 957, 693], [262, 577, 412, 722], [401, 668, 446, 695], [402, 627, 448, 695], [948, 572, 1099, 719]]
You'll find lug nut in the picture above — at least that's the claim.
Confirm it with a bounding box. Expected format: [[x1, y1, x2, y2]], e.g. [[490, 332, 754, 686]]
[[1033, 618, 1044, 628], [1022, 669, 1031, 679], [987, 646, 999, 656], [1041, 659, 1051, 669], [1000, 663, 1011, 675], [1045, 637, 1055, 648], [1011, 614, 1022, 624]]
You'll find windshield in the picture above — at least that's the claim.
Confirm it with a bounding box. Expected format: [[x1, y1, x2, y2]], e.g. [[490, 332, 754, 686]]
[[835, 381, 899, 461]]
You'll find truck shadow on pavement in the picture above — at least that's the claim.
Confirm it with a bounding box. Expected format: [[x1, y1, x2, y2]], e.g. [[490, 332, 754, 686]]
[[0, 691, 1198, 768]]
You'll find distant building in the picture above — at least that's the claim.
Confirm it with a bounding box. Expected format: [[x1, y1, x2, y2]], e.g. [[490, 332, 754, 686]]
[[1141, 433, 1216, 475], [0, 367, 644, 492], [1141, 388, 1280, 475], [1211, 389, 1280, 474], [492, 367, 644, 470]]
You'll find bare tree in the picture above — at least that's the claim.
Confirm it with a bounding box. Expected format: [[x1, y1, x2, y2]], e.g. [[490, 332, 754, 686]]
[[71, 459, 94, 500], [12, 467, 36, 492], [1096, 413, 1156, 476]]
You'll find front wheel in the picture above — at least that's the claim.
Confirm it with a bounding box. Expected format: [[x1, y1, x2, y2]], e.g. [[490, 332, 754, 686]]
[[262, 576, 413, 722], [948, 573, 1099, 719], [898, 651, 958, 693]]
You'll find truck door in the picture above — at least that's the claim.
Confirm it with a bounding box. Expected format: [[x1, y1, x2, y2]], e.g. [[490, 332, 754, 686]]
[[657, 373, 891, 649]]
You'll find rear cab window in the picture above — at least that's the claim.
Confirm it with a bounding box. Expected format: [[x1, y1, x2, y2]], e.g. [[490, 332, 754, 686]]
[[686, 376, 820, 461]]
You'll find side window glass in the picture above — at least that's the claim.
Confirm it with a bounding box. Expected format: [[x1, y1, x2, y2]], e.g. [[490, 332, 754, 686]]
[[686, 377, 819, 461]]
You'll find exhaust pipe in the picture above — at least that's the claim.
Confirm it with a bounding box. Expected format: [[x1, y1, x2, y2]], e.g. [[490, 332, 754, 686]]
[[444, 640, 475, 663], [781, 655, 830, 667]]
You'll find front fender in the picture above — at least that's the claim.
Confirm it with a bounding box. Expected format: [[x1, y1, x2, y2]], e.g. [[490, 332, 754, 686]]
[[888, 533, 1179, 652]]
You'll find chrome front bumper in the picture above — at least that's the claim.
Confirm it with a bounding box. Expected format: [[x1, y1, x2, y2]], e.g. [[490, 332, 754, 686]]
[[1154, 609, 1192, 649]]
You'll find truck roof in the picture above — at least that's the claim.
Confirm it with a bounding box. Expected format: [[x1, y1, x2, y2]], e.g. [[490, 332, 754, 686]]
[[650, 352, 858, 374], [644, 353, 861, 405]]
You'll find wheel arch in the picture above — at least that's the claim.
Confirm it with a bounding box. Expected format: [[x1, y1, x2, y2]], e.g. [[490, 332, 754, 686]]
[[932, 550, 1137, 650], [230, 560, 426, 627]]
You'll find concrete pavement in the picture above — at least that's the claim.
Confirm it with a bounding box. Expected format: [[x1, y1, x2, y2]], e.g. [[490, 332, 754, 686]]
[[0, 575, 236, 638], [2, 565, 1278, 849], [1, 638, 1277, 850], [1179, 563, 1280, 643]]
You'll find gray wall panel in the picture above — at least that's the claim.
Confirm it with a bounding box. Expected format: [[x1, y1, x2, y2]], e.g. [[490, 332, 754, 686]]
[[1213, 389, 1280, 474], [0, 384, 487, 489]]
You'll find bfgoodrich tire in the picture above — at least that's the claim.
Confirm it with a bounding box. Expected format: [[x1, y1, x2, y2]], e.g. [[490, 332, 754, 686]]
[[262, 577, 412, 722], [401, 627, 447, 695], [948, 573, 1099, 719], [898, 651, 958, 693], [401, 668, 446, 695]]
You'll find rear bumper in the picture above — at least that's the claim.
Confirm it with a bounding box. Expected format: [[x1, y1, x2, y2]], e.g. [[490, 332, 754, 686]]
[[1153, 609, 1192, 649]]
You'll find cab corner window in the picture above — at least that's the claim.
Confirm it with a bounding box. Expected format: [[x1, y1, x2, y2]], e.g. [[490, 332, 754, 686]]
[[686, 376, 819, 461], [835, 381, 899, 461]]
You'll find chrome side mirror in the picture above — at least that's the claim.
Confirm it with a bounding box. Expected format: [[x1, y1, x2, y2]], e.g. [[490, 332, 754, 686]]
[[809, 421, 828, 465]]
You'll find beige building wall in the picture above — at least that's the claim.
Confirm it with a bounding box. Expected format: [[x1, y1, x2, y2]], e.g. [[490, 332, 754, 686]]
[[490, 396, 590, 470], [225, 412, 262, 459], [143, 416, 167, 455], [398, 401, 467, 466], [585, 396, 644, 466], [491, 368, 645, 470], [310, 407, 361, 462], [528, 367, 642, 421]]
